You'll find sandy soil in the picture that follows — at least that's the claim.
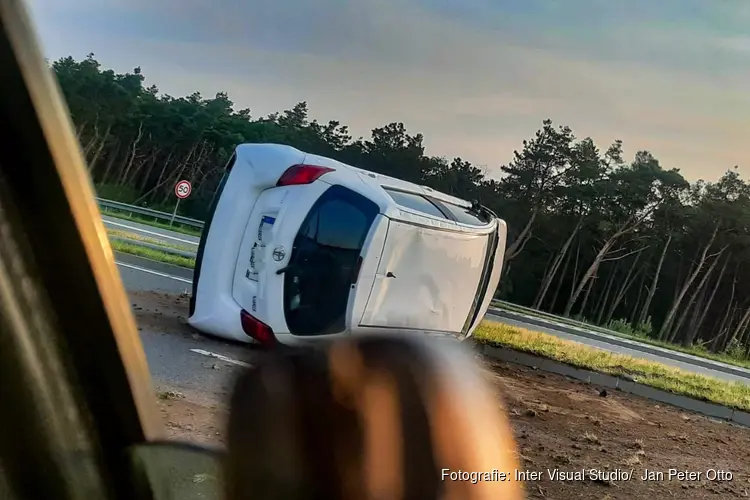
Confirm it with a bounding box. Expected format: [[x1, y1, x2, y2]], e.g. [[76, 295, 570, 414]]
[[132, 291, 750, 499], [156, 390, 229, 445], [130, 290, 196, 337], [484, 360, 750, 499]]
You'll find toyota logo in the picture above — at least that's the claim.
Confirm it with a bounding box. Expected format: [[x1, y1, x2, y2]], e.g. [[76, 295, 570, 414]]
[[272, 246, 286, 261]]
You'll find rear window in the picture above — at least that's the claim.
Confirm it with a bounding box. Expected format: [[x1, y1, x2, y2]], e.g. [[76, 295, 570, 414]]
[[284, 185, 379, 336], [301, 199, 369, 250], [383, 188, 449, 220]]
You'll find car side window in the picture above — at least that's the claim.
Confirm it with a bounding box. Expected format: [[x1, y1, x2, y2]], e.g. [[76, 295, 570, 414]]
[[384, 188, 450, 220]]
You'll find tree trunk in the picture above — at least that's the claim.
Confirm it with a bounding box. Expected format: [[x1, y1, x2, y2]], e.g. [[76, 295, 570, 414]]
[[128, 143, 161, 188], [685, 283, 708, 342], [159, 141, 201, 205], [533, 217, 584, 310], [713, 299, 737, 353], [99, 139, 122, 186], [692, 254, 729, 341], [711, 266, 738, 352], [88, 123, 112, 173], [564, 239, 617, 317], [549, 239, 575, 312], [117, 121, 145, 186], [604, 253, 645, 326], [658, 225, 719, 341], [672, 247, 726, 347], [505, 209, 538, 263], [136, 146, 177, 204], [637, 234, 672, 327], [594, 264, 616, 325], [578, 275, 596, 320], [629, 265, 649, 326], [674, 249, 724, 345], [532, 253, 557, 308], [727, 304, 750, 352], [136, 150, 159, 193], [563, 213, 648, 317]]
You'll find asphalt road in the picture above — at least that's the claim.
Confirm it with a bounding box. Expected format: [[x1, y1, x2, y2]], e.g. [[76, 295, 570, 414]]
[[485, 314, 750, 385], [103, 215, 200, 247], [115, 253, 750, 389]]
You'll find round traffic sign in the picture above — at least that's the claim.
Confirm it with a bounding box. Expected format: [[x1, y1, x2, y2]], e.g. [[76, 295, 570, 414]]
[[175, 180, 192, 199]]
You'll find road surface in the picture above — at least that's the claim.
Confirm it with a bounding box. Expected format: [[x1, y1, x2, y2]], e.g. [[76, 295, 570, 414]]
[[103, 215, 199, 247], [115, 252, 750, 387]]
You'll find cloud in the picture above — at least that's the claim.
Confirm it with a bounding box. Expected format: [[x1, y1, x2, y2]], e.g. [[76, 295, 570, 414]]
[[27, 0, 750, 181]]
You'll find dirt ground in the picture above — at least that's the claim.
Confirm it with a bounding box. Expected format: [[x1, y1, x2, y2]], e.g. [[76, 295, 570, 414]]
[[132, 291, 750, 499], [484, 360, 750, 499], [130, 289, 196, 337], [156, 392, 229, 445]]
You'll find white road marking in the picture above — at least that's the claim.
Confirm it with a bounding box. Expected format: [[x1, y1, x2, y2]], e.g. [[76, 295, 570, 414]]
[[190, 348, 252, 368], [104, 219, 198, 246], [116, 261, 193, 284]]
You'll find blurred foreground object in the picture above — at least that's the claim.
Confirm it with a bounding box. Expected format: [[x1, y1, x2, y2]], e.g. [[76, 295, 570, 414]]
[[225, 335, 523, 500]]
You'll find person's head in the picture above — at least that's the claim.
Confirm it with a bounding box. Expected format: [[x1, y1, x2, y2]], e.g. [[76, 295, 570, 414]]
[[225, 335, 523, 500]]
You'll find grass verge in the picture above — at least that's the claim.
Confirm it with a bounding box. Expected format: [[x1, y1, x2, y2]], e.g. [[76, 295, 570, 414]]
[[107, 229, 196, 252], [492, 301, 750, 371], [101, 208, 203, 238], [111, 239, 196, 269], [474, 320, 750, 412]]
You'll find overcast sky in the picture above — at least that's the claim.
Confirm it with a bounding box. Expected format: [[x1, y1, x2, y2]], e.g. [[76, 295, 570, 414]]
[[27, 0, 750, 181]]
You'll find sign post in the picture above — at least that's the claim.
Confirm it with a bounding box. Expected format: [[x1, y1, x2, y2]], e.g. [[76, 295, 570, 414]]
[[171, 179, 192, 226]]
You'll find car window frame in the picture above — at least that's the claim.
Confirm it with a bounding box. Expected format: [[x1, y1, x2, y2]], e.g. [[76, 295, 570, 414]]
[[0, 1, 162, 499]]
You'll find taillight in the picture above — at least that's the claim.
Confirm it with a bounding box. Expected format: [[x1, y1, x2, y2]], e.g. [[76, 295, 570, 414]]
[[276, 164, 334, 186], [240, 309, 276, 346]]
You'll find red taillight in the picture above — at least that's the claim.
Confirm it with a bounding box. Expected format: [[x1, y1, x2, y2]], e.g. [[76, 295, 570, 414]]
[[240, 309, 276, 346], [276, 164, 334, 186]]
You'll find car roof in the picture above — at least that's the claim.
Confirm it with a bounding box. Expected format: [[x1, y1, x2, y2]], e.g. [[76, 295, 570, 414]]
[[235, 143, 477, 214]]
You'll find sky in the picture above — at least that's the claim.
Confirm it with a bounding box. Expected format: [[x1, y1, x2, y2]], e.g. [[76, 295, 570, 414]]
[[26, 0, 750, 181]]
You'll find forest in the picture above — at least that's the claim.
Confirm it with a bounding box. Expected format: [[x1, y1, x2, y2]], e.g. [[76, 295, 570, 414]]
[[53, 54, 750, 356]]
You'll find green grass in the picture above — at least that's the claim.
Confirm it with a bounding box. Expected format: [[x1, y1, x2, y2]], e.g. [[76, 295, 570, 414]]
[[492, 300, 750, 371], [474, 320, 750, 412], [101, 207, 203, 238], [107, 229, 197, 252], [111, 239, 196, 269]]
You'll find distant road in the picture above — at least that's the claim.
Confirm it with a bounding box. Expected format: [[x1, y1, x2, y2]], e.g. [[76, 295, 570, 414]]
[[102, 215, 199, 247], [114, 253, 750, 385]]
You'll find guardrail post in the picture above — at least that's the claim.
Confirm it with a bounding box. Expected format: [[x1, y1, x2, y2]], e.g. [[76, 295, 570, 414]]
[[169, 199, 181, 226]]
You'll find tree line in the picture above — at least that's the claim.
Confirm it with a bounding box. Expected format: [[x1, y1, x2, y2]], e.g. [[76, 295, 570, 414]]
[[54, 54, 750, 356]]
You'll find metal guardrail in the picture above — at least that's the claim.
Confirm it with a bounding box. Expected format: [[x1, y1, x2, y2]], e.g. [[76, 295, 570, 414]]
[[96, 198, 205, 230], [489, 299, 627, 338]]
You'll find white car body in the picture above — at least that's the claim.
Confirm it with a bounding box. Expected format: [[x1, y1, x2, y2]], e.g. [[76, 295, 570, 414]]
[[188, 143, 507, 346]]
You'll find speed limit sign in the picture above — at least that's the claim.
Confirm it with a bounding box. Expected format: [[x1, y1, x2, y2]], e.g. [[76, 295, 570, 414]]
[[175, 180, 192, 199]]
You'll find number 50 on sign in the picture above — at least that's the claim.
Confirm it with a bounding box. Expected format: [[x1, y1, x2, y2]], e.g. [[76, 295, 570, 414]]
[[171, 179, 192, 226], [175, 180, 192, 199]]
